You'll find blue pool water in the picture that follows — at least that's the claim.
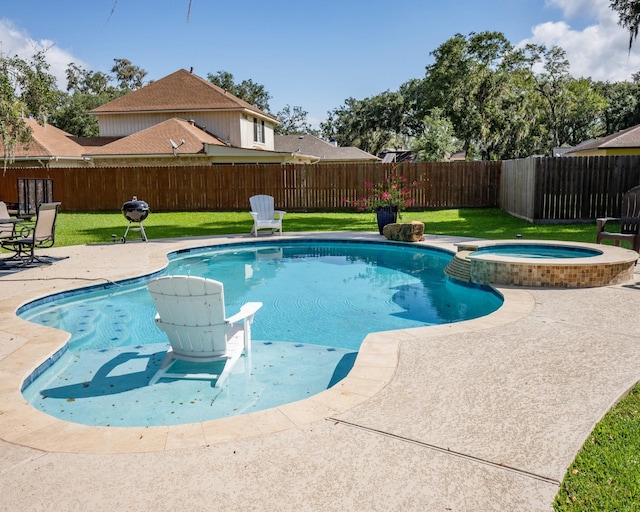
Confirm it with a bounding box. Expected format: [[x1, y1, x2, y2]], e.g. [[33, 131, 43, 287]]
[[20, 240, 503, 427], [474, 244, 602, 259]]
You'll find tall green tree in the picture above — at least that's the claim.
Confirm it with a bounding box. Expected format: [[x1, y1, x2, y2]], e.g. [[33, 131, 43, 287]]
[[524, 44, 608, 148], [12, 50, 60, 125], [594, 76, 640, 134], [52, 63, 137, 136], [111, 58, 147, 91], [275, 104, 316, 135], [410, 108, 458, 161], [0, 51, 59, 171], [611, 0, 640, 50], [321, 90, 408, 155], [207, 70, 272, 112], [422, 31, 525, 160]]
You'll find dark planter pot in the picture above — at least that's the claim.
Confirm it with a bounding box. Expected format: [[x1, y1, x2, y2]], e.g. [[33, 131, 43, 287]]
[[376, 206, 398, 234]]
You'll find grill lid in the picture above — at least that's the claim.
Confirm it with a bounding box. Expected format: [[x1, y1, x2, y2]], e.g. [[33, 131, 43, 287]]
[[121, 196, 150, 223]]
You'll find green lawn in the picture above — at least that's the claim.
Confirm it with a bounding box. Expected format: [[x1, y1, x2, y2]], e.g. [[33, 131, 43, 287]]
[[24, 207, 640, 508], [52, 207, 603, 247]]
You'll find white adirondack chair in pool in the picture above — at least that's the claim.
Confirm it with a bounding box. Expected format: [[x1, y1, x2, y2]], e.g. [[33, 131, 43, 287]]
[[249, 195, 286, 236], [147, 275, 262, 387]]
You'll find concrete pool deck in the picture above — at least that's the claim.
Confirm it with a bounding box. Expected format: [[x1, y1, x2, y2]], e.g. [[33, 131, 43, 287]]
[[1, 232, 639, 511]]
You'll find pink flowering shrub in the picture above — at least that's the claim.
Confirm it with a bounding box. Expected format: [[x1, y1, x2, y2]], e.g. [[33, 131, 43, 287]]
[[345, 173, 419, 213]]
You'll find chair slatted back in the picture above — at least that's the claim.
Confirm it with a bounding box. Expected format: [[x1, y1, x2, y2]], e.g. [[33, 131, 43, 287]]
[[250, 195, 275, 221], [621, 185, 640, 235], [147, 276, 231, 357], [33, 202, 61, 244]]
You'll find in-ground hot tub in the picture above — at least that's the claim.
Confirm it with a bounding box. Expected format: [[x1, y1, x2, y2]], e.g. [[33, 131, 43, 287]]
[[451, 240, 638, 288]]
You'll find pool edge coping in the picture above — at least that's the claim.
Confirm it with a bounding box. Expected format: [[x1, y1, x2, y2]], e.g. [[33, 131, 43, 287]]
[[0, 232, 536, 454]]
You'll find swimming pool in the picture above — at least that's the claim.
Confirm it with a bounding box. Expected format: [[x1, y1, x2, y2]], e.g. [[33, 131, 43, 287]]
[[20, 240, 503, 426]]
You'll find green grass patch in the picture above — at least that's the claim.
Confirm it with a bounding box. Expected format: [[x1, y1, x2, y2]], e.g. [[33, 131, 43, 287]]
[[554, 383, 640, 510], [52, 208, 604, 247]]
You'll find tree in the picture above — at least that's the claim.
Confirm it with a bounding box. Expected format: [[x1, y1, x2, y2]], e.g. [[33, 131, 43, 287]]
[[51, 63, 133, 136], [524, 44, 608, 149], [0, 58, 31, 172], [207, 70, 272, 112], [320, 90, 408, 155], [65, 63, 112, 94], [397, 77, 429, 136], [275, 104, 316, 135], [561, 78, 608, 145], [111, 58, 147, 91], [0, 51, 60, 171], [422, 31, 525, 159], [611, 0, 640, 50], [594, 76, 640, 134], [410, 108, 458, 161], [12, 50, 60, 125]]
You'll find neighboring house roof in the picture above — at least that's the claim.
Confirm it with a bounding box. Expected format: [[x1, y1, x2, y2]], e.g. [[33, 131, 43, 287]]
[[274, 134, 379, 162], [449, 150, 466, 161], [8, 119, 85, 159], [379, 150, 414, 163], [90, 69, 276, 121], [86, 118, 226, 157], [566, 124, 640, 155]]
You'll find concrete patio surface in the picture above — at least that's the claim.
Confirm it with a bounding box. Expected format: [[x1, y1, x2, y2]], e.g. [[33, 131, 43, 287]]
[[1, 232, 639, 511]]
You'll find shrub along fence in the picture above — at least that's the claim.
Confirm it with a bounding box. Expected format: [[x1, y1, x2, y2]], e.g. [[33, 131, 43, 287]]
[[0, 161, 501, 213]]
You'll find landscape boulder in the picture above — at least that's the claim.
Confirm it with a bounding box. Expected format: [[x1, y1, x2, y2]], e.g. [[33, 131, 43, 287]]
[[382, 221, 425, 242]]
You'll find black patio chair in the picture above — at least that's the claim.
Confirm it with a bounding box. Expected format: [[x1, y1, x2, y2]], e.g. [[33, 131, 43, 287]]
[[596, 185, 640, 253], [1, 202, 61, 266]]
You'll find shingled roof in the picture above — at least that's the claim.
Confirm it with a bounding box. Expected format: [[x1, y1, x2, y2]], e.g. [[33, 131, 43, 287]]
[[86, 118, 226, 156], [6, 119, 85, 158], [90, 69, 275, 120], [567, 123, 640, 154], [274, 134, 379, 162]]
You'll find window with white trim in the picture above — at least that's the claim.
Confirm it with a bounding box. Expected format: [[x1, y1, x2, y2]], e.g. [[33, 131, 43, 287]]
[[254, 118, 265, 143]]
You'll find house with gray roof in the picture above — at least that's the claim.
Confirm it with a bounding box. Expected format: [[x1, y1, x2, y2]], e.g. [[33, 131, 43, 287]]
[[565, 124, 640, 156], [274, 134, 379, 163]]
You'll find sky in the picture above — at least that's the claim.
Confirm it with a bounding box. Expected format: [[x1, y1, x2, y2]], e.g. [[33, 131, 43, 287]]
[[1, 0, 640, 128]]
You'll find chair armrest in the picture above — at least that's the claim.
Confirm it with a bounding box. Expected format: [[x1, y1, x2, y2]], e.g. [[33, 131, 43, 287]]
[[226, 301, 263, 324], [596, 217, 620, 231], [274, 210, 286, 219], [249, 212, 259, 221], [0, 224, 33, 246]]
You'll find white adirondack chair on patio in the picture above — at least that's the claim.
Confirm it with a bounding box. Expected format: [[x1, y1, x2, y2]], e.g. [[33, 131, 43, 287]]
[[147, 275, 262, 387], [249, 195, 286, 236]]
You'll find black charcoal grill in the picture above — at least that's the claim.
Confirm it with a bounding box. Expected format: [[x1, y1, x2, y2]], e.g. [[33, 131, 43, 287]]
[[120, 196, 149, 242]]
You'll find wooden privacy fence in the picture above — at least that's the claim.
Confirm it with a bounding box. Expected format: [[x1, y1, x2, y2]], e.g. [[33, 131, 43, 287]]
[[0, 161, 502, 213], [501, 156, 640, 222]]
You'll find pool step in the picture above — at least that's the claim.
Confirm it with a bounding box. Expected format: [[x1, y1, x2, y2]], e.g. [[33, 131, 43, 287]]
[[444, 251, 473, 283]]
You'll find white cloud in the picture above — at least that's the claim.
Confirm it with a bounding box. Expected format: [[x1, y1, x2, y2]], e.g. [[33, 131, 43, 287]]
[[0, 18, 86, 90], [545, 0, 610, 18], [523, 0, 640, 81]]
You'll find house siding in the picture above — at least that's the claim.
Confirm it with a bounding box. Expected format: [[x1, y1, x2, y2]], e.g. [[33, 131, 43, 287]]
[[569, 148, 640, 157], [97, 111, 258, 148], [240, 115, 275, 150]]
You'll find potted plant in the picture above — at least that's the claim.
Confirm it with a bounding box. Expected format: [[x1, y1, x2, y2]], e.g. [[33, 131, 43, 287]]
[[346, 173, 419, 234]]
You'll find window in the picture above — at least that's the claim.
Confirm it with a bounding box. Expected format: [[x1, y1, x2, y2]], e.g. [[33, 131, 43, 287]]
[[253, 118, 265, 143]]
